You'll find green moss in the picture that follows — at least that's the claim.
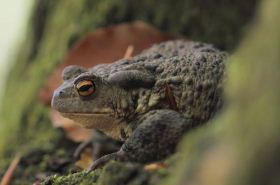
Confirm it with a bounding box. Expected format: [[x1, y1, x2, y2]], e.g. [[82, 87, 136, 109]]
[[97, 162, 149, 185], [0, 0, 262, 184], [41, 161, 169, 185], [1, 133, 79, 185], [42, 171, 100, 185]]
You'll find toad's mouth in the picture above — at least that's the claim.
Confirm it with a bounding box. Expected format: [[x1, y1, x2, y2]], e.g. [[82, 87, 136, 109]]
[[56, 107, 114, 116], [61, 112, 112, 115], [60, 111, 114, 120]]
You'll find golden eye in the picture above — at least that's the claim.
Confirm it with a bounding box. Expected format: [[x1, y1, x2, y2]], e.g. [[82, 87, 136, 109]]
[[75, 80, 95, 97]]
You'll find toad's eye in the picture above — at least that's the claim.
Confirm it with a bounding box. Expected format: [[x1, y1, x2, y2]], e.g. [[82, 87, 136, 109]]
[[75, 80, 95, 97]]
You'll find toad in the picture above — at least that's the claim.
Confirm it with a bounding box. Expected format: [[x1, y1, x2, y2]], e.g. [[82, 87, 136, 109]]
[[52, 40, 227, 171]]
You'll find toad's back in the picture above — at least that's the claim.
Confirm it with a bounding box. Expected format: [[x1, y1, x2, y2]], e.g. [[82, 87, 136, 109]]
[[91, 40, 227, 125]]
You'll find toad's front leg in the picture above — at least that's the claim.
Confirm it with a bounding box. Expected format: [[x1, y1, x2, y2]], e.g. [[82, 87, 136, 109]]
[[87, 109, 193, 172], [74, 129, 122, 160]]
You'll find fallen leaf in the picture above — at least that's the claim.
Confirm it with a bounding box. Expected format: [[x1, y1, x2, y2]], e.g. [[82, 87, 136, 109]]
[[144, 162, 168, 171], [123, 45, 134, 59], [0, 154, 21, 185]]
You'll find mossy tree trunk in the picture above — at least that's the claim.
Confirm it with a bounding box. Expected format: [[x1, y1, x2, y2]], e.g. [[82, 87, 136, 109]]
[[165, 0, 280, 184], [2, 0, 277, 185], [0, 0, 258, 162]]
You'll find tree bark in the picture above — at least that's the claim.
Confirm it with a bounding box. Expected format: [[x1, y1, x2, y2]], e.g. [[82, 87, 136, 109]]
[[1, 0, 273, 184]]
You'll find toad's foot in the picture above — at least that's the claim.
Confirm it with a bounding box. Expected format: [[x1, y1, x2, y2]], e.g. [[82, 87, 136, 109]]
[[74, 139, 92, 160], [86, 149, 127, 172], [74, 129, 122, 160]]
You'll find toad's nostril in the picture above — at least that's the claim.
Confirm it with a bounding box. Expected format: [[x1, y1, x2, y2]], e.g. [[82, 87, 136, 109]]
[[53, 89, 66, 99], [59, 90, 64, 95], [51, 89, 66, 108]]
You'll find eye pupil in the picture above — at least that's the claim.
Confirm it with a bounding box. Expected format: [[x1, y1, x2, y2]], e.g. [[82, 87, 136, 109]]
[[79, 85, 92, 91], [75, 80, 95, 96]]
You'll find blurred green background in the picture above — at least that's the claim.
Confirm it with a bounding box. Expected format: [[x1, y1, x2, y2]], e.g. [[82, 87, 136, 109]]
[[0, 0, 32, 100]]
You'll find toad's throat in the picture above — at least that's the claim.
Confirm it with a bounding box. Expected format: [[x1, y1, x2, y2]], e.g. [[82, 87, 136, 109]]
[[61, 112, 114, 128], [60, 112, 127, 140]]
